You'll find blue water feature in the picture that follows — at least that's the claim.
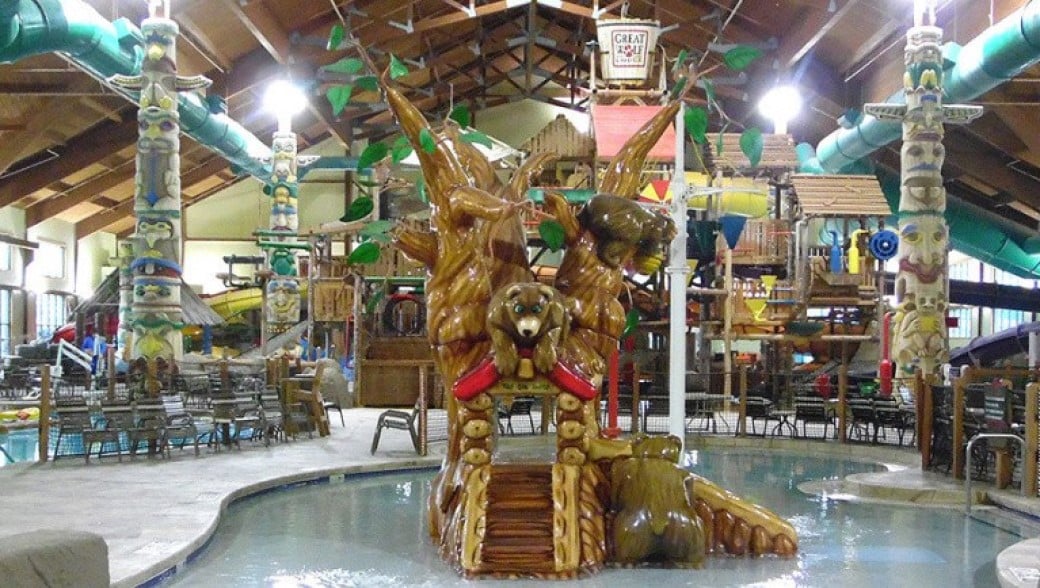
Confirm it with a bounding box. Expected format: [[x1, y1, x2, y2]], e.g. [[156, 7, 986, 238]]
[[0, 428, 39, 465], [164, 452, 1022, 587]]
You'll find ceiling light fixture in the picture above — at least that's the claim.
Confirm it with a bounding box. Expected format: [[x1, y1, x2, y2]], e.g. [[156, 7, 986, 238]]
[[264, 80, 308, 133], [758, 85, 802, 135]]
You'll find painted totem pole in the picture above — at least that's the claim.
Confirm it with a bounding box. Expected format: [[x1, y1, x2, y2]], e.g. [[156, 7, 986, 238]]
[[258, 125, 317, 346], [114, 240, 134, 360], [111, 1, 210, 360], [865, 2, 980, 377]]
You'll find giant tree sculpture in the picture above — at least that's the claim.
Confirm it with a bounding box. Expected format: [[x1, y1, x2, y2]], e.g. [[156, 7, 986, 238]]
[[377, 63, 796, 577]]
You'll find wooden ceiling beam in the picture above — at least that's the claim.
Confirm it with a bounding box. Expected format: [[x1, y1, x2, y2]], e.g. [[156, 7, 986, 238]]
[[0, 109, 138, 207], [776, 0, 864, 70], [24, 164, 134, 227], [75, 199, 132, 239]]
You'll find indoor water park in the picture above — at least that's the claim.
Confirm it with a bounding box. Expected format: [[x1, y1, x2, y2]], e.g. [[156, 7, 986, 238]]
[[0, 0, 1039, 586]]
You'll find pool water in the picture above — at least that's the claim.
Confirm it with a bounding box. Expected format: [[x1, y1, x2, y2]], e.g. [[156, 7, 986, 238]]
[[0, 428, 39, 465], [165, 452, 1023, 587]]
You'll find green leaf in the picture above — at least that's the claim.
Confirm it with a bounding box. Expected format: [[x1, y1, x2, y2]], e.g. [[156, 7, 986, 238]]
[[715, 129, 725, 156], [355, 178, 381, 188], [419, 128, 436, 154], [324, 57, 363, 75], [348, 241, 381, 265], [325, 85, 353, 117], [365, 288, 385, 315], [538, 219, 565, 252], [449, 105, 471, 128], [459, 131, 492, 150], [703, 78, 716, 109], [341, 197, 374, 222], [672, 49, 688, 74], [723, 45, 763, 71], [669, 75, 687, 101], [684, 107, 708, 145], [740, 127, 764, 167], [360, 220, 394, 244], [391, 144, 413, 164], [621, 309, 640, 339], [354, 75, 379, 92], [327, 24, 345, 51], [416, 176, 427, 203], [357, 142, 389, 170], [389, 54, 409, 79]]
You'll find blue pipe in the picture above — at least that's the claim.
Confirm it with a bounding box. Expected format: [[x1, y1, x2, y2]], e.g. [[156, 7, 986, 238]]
[[0, 0, 271, 179], [808, 1, 1040, 173]]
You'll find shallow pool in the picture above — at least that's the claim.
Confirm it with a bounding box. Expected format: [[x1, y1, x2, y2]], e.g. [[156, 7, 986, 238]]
[[164, 451, 1022, 587], [0, 428, 38, 465]]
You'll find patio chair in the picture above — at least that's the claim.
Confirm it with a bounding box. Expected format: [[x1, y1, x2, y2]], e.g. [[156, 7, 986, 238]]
[[743, 396, 778, 436], [846, 398, 876, 442], [371, 402, 420, 454], [161, 393, 209, 456], [497, 396, 536, 435], [127, 398, 167, 459], [794, 397, 834, 439]]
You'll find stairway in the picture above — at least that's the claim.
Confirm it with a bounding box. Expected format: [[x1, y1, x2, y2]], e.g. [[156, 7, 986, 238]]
[[480, 464, 556, 574]]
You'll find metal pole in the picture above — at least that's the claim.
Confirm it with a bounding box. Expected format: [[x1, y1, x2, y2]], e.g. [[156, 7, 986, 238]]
[[965, 433, 1026, 513]]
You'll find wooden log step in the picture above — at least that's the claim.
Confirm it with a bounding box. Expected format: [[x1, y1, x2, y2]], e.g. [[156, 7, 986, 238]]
[[485, 519, 553, 537]]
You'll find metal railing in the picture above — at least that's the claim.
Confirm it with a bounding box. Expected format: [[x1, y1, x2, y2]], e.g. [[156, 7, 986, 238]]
[[965, 433, 1026, 514]]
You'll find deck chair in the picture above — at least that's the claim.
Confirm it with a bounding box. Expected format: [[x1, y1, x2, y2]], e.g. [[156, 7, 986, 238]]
[[84, 404, 135, 462], [497, 397, 536, 435], [127, 399, 167, 459], [161, 394, 208, 456], [371, 402, 420, 454]]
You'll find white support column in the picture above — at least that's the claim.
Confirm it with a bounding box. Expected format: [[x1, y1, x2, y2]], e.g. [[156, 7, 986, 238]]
[[668, 104, 688, 444], [1029, 330, 1038, 369]]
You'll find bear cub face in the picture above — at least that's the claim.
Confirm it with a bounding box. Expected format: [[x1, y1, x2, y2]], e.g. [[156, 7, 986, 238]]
[[504, 283, 554, 344]]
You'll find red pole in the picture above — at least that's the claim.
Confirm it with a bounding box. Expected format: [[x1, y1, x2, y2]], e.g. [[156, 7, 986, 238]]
[[604, 347, 621, 438]]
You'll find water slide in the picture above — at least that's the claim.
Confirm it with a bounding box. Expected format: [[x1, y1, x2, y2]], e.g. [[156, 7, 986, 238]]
[[949, 321, 1040, 367], [203, 288, 264, 322]]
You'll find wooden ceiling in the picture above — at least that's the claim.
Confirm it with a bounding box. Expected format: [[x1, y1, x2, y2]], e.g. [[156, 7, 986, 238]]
[[0, 0, 1038, 240]]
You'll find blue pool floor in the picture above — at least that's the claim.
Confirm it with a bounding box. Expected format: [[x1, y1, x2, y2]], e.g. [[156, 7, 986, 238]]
[[0, 408, 1036, 587]]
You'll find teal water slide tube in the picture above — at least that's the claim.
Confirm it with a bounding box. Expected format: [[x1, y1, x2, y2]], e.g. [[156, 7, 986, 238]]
[[798, 1, 1040, 278], [0, 0, 271, 179]]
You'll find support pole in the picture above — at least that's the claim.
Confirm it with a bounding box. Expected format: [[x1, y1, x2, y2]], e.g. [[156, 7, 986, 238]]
[[37, 365, 50, 463], [723, 247, 733, 401], [667, 104, 688, 444]]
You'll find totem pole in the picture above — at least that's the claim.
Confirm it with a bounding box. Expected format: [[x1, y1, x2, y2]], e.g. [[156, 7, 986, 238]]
[[865, 1, 981, 377], [111, 0, 211, 360], [258, 92, 317, 349], [114, 240, 134, 360]]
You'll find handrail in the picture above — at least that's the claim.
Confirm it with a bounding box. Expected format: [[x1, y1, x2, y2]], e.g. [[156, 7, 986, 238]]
[[965, 433, 1026, 514]]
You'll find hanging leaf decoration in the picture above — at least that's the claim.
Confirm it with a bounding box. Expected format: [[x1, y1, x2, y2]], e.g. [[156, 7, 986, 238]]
[[389, 54, 409, 79], [416, 176, 427, 203], [327, 24, 345, 51], [672, 49, 689, 74], [324, 57, 363, 75], [685, 107, 708, 145], [326, 85, 353, 117], [354, 75, 379, 92], [460, 131, 492, 149], [358, 142, 389, 170], [716, 129, 726, 156], [538, 219, 565, 252], [723, 46, 763, 71], [702, 78, 716, 110], [365, 288, 385, 315], [449, 105, 471, 128], [391, 135, 414, 164], [669, 76, 687, 101], [740, 127, 764, 168], [419, 128, 437, 154], [360, 220, 395, 244], [621, 308, 640, 339], [341, 196, 374, 222], [348, 241, 381, 265]]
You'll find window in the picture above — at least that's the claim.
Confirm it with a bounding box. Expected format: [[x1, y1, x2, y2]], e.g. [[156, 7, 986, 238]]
[[0, 243, 11, 272], [37, 241, 65, 279], [993, 308, 1027, 333], [0, 289, 10, 355], [948, 306, 973, 339], [36, 292, 69, 340]]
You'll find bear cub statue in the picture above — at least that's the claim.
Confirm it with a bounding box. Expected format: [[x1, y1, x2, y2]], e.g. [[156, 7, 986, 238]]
[[609, 434, 706, 568], [486, 282, 569, 377]]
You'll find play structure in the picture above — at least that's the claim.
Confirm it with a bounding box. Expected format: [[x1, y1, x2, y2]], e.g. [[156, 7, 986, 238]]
[[361, 19, 799, 574]]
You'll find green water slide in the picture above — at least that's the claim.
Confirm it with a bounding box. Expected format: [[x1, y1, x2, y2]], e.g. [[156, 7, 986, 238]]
[[0, 0, 271, 179], [798, 1, 1040, 279]]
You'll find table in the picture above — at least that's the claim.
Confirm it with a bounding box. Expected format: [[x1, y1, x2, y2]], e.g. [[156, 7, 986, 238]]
[[770, 410, 797, 437]]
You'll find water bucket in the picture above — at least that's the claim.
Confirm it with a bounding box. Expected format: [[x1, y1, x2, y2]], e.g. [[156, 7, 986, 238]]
[[596, 19, 660, 82]]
